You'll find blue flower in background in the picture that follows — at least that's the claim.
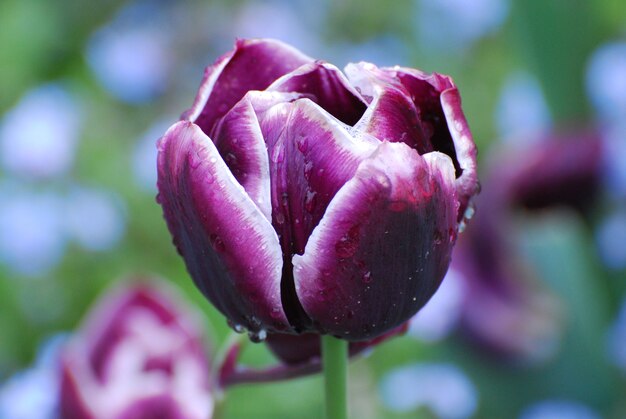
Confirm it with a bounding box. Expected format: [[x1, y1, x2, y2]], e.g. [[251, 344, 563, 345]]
[[408, 268, 465, 343], [0, 335, 67, 419], [132, 120, 174, 193], [0, 84, 81, 179], [608, 297, 626, 371], [64, 186, 126, 252], [519, 400, 600, 419], [86, 1, 171, 104], [496, 72, 552, 144], [415, 0, 509, 52], [379, 362, 477, 418], [587, 41, 626, 122], [0, 184, 66, 276]]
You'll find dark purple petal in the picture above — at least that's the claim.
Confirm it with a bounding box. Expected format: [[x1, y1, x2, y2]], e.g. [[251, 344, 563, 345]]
[[265, 322, 409, 365], [268, 61, 367, 125], [157, 121, 289, 332], [293, 142, 458, 340], [183, 39, 312, 137], [211, 96, 273, 219], [254, 98, 378, 330], [345, 63, 433, 153]]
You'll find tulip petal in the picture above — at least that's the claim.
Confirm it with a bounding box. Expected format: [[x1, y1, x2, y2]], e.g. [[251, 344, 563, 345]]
[[396, 68, 479, 220], [293, 142, 458, 340], [212, 96, 273, 220], [268, 61, 367, 125], [183, 39, 312, 136], [157, 121, 289, 332], [440, 87, 479, 221], [345, 63, 433, 153], [265, 322, 409, 365], [254, 98, 378, 330]]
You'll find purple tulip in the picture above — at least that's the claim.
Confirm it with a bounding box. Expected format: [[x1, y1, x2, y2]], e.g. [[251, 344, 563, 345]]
[[60, 280, 213, 419], [157, 38, 479, 341], [453, 130, 602, 361]]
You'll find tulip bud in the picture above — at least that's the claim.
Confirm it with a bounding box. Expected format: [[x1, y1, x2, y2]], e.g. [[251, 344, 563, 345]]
[[157, 38, 479, 342], [60, 279, 213, 419]]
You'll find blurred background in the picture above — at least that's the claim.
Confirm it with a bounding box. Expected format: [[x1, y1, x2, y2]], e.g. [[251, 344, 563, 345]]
[[0, 0, 625, 417]]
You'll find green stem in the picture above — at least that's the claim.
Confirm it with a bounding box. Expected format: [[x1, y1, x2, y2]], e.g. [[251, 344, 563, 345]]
[[322, 335, 348, 419]]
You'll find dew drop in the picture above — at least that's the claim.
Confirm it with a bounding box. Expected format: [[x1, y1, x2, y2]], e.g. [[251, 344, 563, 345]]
[[433, 229, 443, 245], [335, 225, 361, 258], [224, 152, 237, 166], [458, 220, 467, 233], [227, 319, 246, 334], [248, 329, 267, 343], [304, 161, 313, 180], [190, 157, 201, 169], [296, 136, 309, 153], [336, 237, 358, 258], [305, 191, 317, 213], [275, 212, 285, 224], [362, 271, 372, 283], [209, 234, 225, 252], [272, 146, 285, 163], [389, 201, 407, 212], [270, 307, 282, 319], [464, 204, 475, 221]]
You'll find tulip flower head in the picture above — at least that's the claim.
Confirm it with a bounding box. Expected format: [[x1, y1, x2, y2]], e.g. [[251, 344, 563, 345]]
[[157, 38, 479, 342], [60, 280, 213, 419]]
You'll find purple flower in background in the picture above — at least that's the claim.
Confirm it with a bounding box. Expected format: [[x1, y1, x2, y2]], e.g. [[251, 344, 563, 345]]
[[157, 38, 479, 341], [453, 130, 602, 361], [60, 279, 213, 419]]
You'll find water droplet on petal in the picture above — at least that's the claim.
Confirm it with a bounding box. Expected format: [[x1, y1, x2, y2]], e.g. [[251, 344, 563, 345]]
[[362, 271, 372, 283], [305, 191, 317, 213], [227, 319, 246, 334], [433, 230, 443, 245], [335, 225, 360, 258], [209, 234, 225, 252], [248, 329, 267, 343], [464, 204, 475, 221], [389, 201, 407, 212], [296, 136, 308, 153], [270, 307, 282, 319]]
